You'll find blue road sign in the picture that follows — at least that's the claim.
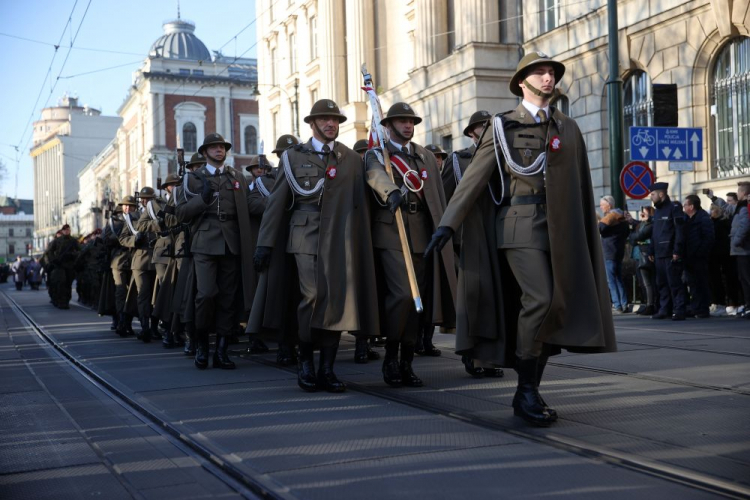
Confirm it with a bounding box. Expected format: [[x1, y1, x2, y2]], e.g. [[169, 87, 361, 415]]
[[629, 126, 703, 162]]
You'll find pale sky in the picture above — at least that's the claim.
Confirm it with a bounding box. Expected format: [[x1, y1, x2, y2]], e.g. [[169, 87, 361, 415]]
[[0, 0, 257, 201]]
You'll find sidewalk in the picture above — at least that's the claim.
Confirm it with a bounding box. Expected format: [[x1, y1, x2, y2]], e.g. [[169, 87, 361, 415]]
[[2, 285, 747, 499]]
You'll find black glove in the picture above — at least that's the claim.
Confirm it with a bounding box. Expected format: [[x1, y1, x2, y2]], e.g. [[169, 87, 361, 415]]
[[162, 204, 176, 215], [135, 231, 147, 247], [424, 226, 454, 257], [253, 246, 272, 273], [201, 176, 214, 205], [386, 190, 404, 214]]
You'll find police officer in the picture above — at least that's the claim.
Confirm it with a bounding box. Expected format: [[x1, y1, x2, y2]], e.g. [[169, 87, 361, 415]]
[[425, 52, 616, 426], [252, 99, 380, 393], [365, 101, 456, 388], [647, 182, 688, 320], [175, 134, 255, 370]]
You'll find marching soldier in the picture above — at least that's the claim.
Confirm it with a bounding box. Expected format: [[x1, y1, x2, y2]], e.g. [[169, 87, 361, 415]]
[[353, 139, 369, 158], [252, 99, 380, 393], [43, 224, 80, 309], [424, 144, 448, 173], [365, 101, 456, 387], [119, 187, 159, 342], [272, 134, 300, 160], [175, 134, 255, 370], [425, 52, 616, 426], [108, 198, 137, 336]]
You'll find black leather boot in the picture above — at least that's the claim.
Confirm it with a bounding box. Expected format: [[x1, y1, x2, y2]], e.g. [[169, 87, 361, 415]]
[[194, 331, 209, 369], [297, 343, 318, 392], [184, 323, 196, 356], [136, 317, 152, 343], [110, 316, 118, 331], [172, 322, 185, 347], [124, 315, 135, 336], [246, 338, 270, 354], [116, 313, 129, 337], [536, 357, 558, 420], [512, 357, 555, 427], [354, 337, 370, 364], [382, 341, 403, 387], [277, 343, 297, 366], [162, 327, 175, 349], [317, 344, 346, 393], [462, 356, 485, 378], [399, 343, 423, 387], [213, 336, 236, 369]]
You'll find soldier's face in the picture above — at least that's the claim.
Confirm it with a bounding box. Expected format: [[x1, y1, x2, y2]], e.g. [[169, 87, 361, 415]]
[[520, 64, 556, 98], [206, 144, 226, 162], [62, 229, 70, 236], [312, 116, 340, 142], [469, 123, 486, 144], [122, 205, 131, 214], [250, 166, 263, 178], [389, 118, 414, 142], [435, 156, 444, 169]]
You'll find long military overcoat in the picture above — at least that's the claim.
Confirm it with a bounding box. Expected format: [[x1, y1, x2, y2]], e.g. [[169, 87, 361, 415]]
[[440, 106, 616, 365]]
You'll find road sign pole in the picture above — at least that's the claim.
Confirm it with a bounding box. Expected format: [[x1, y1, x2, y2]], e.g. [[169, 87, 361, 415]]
[[607, 0, 625, 209]]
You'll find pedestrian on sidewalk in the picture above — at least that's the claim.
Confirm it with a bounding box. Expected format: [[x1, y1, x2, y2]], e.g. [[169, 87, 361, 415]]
[[683, 195, 714, 318], [707, 204, 739, 316], [630, 206, 657, 315], [26, 258, 42, 291], [599, 196, 630, 314], [729, 181, 750, 319]]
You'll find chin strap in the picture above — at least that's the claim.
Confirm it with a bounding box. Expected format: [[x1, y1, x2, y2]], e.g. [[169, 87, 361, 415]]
[[523, 79, 555, 99]]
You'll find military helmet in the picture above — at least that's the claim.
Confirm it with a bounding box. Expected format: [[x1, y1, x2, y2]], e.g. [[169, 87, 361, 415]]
[[118, 195, 138, 207], [425, 144, 448, 159], [380, 102, 422, 126], [162, 173, 181, 187], [352, 139, 369, 153], [186, 152, 207, 168], [509, 51, 566, 97], [304, 99, 347, 124], [272, 134, 300, 154], [139, 186, 156, 199], [244, 155, 274, 172], [463, 110, 492, 137], [198, 133, 232, 155]]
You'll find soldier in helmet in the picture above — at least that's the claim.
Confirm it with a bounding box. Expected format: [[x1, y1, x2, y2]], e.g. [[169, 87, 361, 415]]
[[352, 139, 369, 159], [364, 102, 456, 387], [119, 186, 159, 342], [43, 224, 80, 309], [425, 52, 616, 426], [272, 134, 300, 160], [251, 99, 380, 393], [108, 197, 137, 335], [175, 134, 256, 370], [424, 144, 448, 172]]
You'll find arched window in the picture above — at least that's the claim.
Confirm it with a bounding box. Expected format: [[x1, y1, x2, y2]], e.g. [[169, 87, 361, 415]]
[[245, 125, 257, 154], [711, 37, 750, 178], [551, 95, 569, 116], [183, 122, 197, 152], [623, 70, 653, 161]]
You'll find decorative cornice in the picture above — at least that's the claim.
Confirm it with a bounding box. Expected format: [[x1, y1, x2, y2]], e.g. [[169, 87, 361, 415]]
[[141, 71, 256, 87]]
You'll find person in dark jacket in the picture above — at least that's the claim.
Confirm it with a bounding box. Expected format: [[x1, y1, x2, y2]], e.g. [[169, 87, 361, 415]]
[[599, 196, 630, 313], [647, 182, 687, 321], [708, 204, 739, 315], [682, 195, 715, 318], [629, 206, 657, 315]]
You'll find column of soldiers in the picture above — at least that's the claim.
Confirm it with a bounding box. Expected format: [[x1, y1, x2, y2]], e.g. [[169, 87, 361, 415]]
[[47, 53, 620, 427]]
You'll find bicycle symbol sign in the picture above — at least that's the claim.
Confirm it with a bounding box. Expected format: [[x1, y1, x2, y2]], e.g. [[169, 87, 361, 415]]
[[629, 126, 703, 162], [620, 161, 654, 200]]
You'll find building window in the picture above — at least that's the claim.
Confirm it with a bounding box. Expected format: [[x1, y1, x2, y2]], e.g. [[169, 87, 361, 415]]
[[539, 0, 560, 34], [552, 95, 570, 116], [193, 69, 204, 76], [8, 228, 13, 237], [179, 68, 190, 76], [309, 16, 318, 60], [183, 122, 197, 152], [623, 70, 653, 161], [245, 125, 258, 154], [289, 33, 297, 74], [271, 47, 277, 85], [711, 36, 750, 178], [441, 134, 453, 154], [272, 112, 278, 144], [26, 228, 31, 237], [8, 244, 14, 255], [311, 88, 318, 104]]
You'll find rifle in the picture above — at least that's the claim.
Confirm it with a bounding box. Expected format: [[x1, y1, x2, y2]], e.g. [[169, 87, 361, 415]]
[[176, 148, 186, 177], [361, 64, 423, 314]]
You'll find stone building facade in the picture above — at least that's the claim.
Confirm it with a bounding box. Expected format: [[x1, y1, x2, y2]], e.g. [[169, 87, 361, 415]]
[[0, 214, 34, 263], [257, 0, 750, 205]]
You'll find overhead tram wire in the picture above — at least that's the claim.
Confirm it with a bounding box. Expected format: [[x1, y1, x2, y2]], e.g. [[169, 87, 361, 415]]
[[0, 32, 144, 56]]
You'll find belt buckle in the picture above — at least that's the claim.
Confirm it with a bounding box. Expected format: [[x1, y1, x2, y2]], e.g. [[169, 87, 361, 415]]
[[218, 212, 227, 222], [407, 202, 419, 214]]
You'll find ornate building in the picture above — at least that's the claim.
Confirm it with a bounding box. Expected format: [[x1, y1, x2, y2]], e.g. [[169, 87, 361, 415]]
[[258, 0, 750, 203]]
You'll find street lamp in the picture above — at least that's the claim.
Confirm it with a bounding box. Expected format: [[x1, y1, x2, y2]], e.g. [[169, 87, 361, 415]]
[[253, 78, 300, 139]]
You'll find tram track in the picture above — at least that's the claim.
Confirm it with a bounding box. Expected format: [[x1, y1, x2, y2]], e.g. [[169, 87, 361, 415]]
[[5, 290, 750, 499]]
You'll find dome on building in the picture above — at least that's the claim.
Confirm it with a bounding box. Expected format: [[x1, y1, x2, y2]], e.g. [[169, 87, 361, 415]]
[[149, 19, 211, 61]]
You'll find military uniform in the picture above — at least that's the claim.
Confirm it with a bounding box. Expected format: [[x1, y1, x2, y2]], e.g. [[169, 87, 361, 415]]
[[426, 53, 616, 427], [365, 102, 456, 388], [43, 227, 80, 309], [176, 134, 255, 370], [647, 183, 687, 319]]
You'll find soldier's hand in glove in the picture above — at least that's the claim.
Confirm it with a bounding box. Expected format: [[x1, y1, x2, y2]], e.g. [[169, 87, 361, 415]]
[[134, 231, 147, 248], [424, 226, 454, 257], [386, 190, 404, 214], [200, 176, 214, 205], [253, 246, 272, 273]]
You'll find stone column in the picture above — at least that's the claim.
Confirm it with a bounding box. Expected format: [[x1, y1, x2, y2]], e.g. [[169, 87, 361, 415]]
[[455, 0, 499, 47], [345, 0, 374, 103], [318, 0, 346, 104], [415, 0, 437, 67]]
